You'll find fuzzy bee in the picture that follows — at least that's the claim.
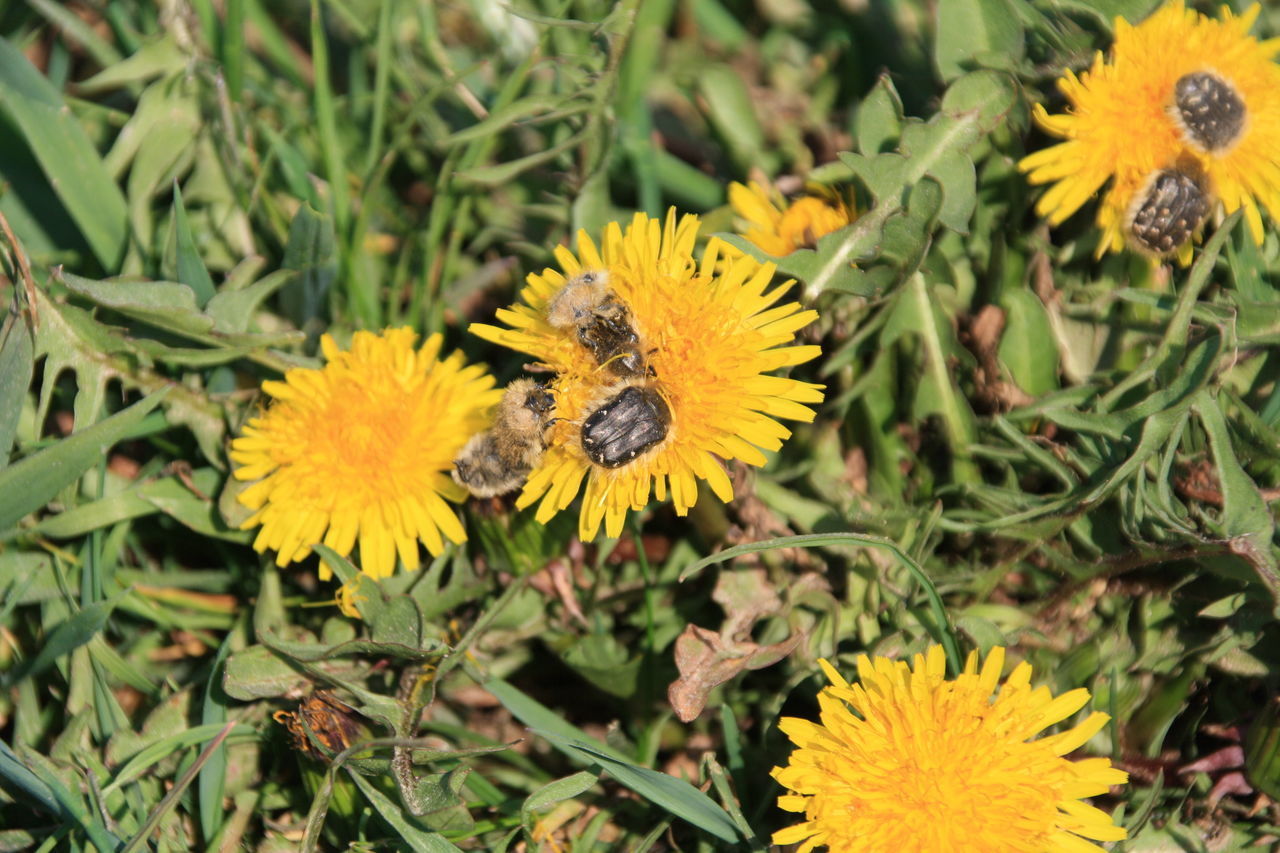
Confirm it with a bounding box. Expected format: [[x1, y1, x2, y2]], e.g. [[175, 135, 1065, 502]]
[[547, 269, 649, 378], [452, 379, 557, 498], [1126, 165, 1213, 257], [580, 382, 671, 469]]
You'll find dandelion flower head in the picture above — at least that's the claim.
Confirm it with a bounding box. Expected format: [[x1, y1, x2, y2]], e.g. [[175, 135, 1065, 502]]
[[1020, 2, 1280, 260], [773, 645, 1129, 853], [230, 328, 502, 581], [470, 209, 825, 540], [728, 181, 857, 256]]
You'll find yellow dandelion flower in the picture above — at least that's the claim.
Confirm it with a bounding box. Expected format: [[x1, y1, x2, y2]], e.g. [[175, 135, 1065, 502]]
[[1020, 2, 1280, 260], [470, 209, 825, 540], [728, 181, 857, 256], [230, 328, 502, 581], [773, 646, 1129, 853]]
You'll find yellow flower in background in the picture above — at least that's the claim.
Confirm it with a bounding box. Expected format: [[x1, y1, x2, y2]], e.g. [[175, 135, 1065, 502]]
[[1020, 2, 1280, 261], [230, 328, 502, 581], [773, 646, 1129, 853], [728, 181, 856, 256], [471, 209, 825, 540]]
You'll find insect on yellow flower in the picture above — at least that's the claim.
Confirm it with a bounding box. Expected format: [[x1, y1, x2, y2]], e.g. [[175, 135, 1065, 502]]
[[1020, 2, 1280, 262], [728, 181, 857, 256], [470, 209, 825, 540], [773, 645, 1129, 853], [230, 328, 502, 583]]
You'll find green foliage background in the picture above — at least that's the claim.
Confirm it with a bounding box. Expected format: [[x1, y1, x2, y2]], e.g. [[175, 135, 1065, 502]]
[[3, 0, 1280, 849]]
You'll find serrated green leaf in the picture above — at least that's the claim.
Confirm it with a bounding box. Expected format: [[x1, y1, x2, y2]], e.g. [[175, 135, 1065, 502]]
[[1195, 391, 1280, 604], [716, 198, 901, 298], [206, 270, 297, 335], [882, 273, 979, 482], [939, 70, 1019, 134], [60, 270, 213, 336], [137, 469, 252, 542], [118, 86, 202, 258], [935, 0, 1024, 81], [222, 645, 310, 701], [855, 74, 905, 155], [559, 635, 641, 699], [0, 312, 34, 466], [28, 488, 156, 539], [369, 596, 425, 650], [877, 177, 943, 274]]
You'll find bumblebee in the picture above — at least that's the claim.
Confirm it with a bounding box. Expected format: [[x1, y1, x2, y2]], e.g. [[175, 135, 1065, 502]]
[[452, 379, 556, 497], [547, 269, 648, 378], [1126, 166, 1212, 257], [1172, 70, 1246, 154], [580, 382, 671, 468]]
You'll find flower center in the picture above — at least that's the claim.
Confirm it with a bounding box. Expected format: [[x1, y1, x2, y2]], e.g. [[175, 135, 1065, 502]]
[[776, 197, 851, 250]]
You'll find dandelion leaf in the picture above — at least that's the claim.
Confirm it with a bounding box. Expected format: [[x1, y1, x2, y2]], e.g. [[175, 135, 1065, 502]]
[[998, 288, 1060, 396], [934, 0, 1025, 81], [1195, 392, 1280, 605], [558, 634, 641, 699], [854, 74, 905, 156], [0, 311, 34, 466], [738, 71, 1014, 299]]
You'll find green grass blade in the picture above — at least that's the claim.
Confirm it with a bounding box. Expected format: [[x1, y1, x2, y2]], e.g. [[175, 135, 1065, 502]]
[[0, 739, 59, 814], [0, 739, 122, 852], [533, 730, 741, 844], [198, 633, 236, 844], [0, 36, 128, 270], [223, 0, 246, 101], [120, 722, 238, 853], [171, 183, 216, 308], [3, 594, 122, 685], [0, 389, 167, 534], [487, 678, 741, 843], [346, 771, 466, 853]]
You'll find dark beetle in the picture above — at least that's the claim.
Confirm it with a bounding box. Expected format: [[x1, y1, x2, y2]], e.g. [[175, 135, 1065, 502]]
[[581, 385, 671, 468], [1173, 70, 1246, 153], [1127, 167, 1211, 257]]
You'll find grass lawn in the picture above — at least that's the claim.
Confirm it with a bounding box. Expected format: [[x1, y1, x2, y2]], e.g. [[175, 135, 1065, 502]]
[[3, 0, 1280, 850]]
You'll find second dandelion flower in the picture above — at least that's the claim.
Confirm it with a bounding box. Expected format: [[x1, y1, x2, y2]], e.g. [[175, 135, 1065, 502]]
[[466, 209, 825, 540], [1020, 1, 1280, 262]]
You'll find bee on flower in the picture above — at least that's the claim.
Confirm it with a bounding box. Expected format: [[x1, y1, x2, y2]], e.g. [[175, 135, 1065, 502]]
[[470, 209, 825, 540]]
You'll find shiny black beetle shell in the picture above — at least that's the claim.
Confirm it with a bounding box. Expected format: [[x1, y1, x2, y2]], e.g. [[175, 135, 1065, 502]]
[[580, 385, 671, 468]]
